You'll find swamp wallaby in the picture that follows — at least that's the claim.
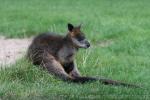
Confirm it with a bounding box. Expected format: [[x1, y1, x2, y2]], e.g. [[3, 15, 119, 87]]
[[27, 23, 140, 88]]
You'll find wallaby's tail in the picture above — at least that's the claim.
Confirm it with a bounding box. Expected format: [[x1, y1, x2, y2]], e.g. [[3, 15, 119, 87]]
[[72, 76, 140, 88]]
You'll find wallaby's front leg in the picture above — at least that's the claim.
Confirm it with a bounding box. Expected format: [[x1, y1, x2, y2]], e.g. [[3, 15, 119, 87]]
[[62, 61, 96, 83], [65, 62, 98, 83], [65, 62, 81, 77]]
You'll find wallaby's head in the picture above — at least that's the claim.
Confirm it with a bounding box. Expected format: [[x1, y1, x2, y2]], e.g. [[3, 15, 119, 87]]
[[67, 23, 90, 49]]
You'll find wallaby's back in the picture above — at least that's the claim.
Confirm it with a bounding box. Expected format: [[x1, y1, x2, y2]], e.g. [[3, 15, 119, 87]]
[[27, 33, 65, 65]]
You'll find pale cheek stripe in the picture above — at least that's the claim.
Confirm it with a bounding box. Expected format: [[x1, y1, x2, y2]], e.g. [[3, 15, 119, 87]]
[[71, 38, 86, 47]]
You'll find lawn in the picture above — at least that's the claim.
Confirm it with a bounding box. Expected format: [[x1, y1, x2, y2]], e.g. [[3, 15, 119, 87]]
[[0, 0, 150, 99]]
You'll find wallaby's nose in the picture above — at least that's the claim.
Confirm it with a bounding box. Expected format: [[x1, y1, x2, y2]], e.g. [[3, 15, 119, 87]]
[[85, 41, 90, 48], [86, 43, 90, 48]]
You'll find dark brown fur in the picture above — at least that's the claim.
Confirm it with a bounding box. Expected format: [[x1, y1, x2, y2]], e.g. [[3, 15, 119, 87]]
[[27, 23, 140, 88]]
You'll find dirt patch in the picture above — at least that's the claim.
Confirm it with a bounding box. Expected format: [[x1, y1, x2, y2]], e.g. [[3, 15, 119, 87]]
[[0, 36, 32, 67]]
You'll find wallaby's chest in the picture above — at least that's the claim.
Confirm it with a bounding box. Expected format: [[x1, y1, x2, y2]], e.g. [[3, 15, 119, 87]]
[[57, 45, 77, 63]]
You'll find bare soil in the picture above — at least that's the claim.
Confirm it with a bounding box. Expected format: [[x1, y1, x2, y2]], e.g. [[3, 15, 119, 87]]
[[0, 36, 32, 66]]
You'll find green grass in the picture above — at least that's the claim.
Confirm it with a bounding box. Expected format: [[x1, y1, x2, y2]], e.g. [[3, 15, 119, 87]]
[[0, 0, 150, 99]]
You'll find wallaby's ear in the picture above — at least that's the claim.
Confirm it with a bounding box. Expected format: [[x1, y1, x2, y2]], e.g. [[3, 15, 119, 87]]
[[68, 23, 74, 32]]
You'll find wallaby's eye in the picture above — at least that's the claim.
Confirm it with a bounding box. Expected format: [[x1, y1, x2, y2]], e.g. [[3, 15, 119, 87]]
[[76, 34, 85, 41]]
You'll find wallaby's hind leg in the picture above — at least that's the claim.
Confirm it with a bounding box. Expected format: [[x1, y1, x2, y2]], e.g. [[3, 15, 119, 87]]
[[37, 52, 139, 88], [41, 55, 97, 83], [41, 53, 72, 81]]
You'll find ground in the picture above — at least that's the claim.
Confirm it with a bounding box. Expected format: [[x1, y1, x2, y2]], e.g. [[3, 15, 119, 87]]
[[0, 0, 150, 99], [0, 36, 31, 66]]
